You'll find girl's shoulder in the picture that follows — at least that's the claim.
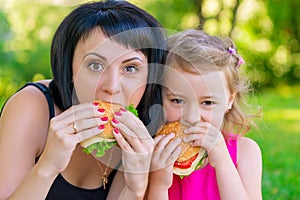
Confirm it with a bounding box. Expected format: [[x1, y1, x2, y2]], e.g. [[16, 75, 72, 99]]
[[237, 136, 262, 168], [237, 136, 261, 154]]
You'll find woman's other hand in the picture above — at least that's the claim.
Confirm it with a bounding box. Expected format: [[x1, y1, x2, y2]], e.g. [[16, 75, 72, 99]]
[[111, 108, 154, 197]]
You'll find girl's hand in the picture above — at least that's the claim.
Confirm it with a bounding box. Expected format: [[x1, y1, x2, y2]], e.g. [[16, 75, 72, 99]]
[[150, 134, 181, 190], [111, 108, 154, 197], [183, 122, 228, 168], [37, 102, 107, 176]]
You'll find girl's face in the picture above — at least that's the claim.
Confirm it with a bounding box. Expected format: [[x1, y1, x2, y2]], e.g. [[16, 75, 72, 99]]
[[162, 65, 235, 130], [73, 29, 148, 107]]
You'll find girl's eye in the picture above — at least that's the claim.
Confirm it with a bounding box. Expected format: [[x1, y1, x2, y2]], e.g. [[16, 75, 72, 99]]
[[171, 99, 184, 104], [124, 65, 138, 73], [88, 62, 104, 72], [202, 101, 214, 105]]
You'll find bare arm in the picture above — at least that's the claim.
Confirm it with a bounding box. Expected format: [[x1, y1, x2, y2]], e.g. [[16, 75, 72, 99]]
[[0, 86, 56, 199], [0, 86, 105, 199], [108, 171, 148, 200], [184, 123, 262, 200], [146, 134, 181, 200], [214, 137, 262, 200]]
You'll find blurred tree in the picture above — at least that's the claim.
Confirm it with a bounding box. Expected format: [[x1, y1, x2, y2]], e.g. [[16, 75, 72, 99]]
[[133, 0, 300, 88], [0, 0, 73, 107], [0, 10, 20, 107]]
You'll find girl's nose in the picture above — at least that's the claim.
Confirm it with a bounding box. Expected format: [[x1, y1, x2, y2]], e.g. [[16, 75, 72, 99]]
[[182, 104, 201, 126], [98, 66, 121, 96]]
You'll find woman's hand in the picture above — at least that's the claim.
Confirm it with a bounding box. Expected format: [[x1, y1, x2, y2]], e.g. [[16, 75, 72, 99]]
[[150, 134, 181, 190], [37, 102, 107, 176], [183, 122, 228, 168], [111, 108, 154, 198]]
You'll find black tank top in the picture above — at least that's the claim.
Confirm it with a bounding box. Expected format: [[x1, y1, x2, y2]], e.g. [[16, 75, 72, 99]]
[[1, 82, 117, 199], [46, 170, 117, 200]]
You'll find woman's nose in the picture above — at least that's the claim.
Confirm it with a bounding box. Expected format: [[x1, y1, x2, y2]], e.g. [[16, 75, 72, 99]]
[[98, 66, 121, 95]]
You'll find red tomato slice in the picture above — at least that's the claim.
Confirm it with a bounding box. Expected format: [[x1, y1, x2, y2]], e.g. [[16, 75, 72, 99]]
[[174, 153, 199, 169]]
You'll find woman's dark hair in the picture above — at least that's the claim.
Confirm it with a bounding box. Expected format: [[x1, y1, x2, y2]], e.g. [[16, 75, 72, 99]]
[[49, 0, 166, 135]]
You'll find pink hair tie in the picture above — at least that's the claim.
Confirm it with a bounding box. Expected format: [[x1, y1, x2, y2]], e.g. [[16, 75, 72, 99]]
[[238, 57, 245, 67], [228, 47, 236, 54]]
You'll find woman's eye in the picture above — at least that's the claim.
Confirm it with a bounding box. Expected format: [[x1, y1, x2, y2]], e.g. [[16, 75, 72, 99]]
[[124, 65, 138, 73], [171, 99, 184, 104], [88, 62, 104, 72]]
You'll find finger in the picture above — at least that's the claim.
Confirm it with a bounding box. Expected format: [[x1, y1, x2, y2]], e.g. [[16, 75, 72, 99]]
[[74, 125, 105, 143], [52, 102, 104, 125], [151, 139, 181, 171], [154, 135, 165, 146], [112, 128, 134, 153], [160, 137, 181, 160], [111, 118, 152, 152], [114, 110, 149, 139], [183, 134, 207, 148], [167, 145, 182, 164], [72, 117, 108, 133], [184, 126, 208, 135], [154, 133, 175, 151]]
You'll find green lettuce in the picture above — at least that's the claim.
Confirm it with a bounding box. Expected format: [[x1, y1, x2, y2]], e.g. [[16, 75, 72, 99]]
[[82, 140, 117, 157]]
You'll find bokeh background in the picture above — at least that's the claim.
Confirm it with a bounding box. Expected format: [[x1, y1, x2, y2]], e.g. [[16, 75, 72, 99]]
[[0, 0, 299, 199]]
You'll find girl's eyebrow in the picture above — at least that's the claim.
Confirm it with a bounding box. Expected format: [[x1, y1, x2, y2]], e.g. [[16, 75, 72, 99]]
[[200, 95, 220, 99], [164, 91, 185, 98]]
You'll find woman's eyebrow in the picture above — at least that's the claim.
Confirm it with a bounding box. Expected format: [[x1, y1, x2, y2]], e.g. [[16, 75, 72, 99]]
[[84, 52, 107, 61], [122, 57, 145, 64]]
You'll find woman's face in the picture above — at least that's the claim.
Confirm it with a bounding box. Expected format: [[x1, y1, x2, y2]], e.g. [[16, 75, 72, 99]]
[[73, 29, 148, 107], [162, 65, 235, 130]]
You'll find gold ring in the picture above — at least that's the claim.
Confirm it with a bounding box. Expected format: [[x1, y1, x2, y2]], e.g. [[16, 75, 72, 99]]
[[73, 122, 79, 132]]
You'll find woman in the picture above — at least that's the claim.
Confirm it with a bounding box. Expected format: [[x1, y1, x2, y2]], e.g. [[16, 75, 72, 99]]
[[0, 1, 166, 199]]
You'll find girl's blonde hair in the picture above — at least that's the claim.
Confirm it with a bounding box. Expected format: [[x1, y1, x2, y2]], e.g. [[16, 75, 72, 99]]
[[166, 29, 258, 136]]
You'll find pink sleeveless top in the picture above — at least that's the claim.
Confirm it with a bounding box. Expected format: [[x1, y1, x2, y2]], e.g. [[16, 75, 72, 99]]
[[168, 134, 238, 200]]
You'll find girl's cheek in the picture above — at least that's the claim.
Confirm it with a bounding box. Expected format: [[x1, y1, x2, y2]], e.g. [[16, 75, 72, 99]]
[[164, 106, 181, 122], [204, 111, 224, 129]]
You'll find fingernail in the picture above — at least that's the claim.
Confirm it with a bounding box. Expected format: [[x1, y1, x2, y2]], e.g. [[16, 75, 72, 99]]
[[169, 132, 175, 138], [100, 117, 108, 121], [97, 108, 105, 113], [98, 125, 105, 130], [113, 128, 119, 134], [120, 107, 127, 112], [115, 111, 122, 116], [92, 101, 99, 107], [112, 118, 119, 124]]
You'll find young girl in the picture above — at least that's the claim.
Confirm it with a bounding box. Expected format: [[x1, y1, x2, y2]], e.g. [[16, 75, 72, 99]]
[[148, 30, 262, 200], [0, 1, 166, 199]]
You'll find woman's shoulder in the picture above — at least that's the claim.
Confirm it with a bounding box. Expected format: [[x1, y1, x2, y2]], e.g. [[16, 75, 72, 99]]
[[4, 80, 52, 116], [1, 80, 53, 152]]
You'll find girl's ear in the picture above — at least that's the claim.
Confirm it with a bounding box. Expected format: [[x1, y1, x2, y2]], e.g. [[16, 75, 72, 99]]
[[226, 92, 236, 110]]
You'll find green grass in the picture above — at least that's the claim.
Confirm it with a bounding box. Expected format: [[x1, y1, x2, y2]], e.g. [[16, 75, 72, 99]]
[[247, 85, 300, 200]]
